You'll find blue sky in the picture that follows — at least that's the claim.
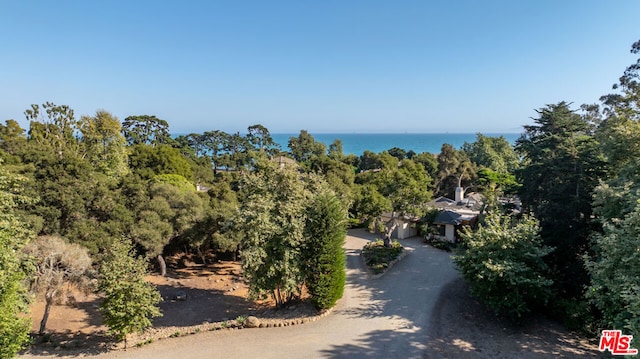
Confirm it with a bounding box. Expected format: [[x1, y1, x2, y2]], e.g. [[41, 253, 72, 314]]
[[1, 1, 638, 134]]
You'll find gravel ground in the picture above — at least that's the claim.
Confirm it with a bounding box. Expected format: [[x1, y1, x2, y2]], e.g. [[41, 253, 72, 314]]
[[19, 229, 604, 359]]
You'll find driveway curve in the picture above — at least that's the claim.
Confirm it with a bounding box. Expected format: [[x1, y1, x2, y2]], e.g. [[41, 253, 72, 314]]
[[22, 229, 459, 359]]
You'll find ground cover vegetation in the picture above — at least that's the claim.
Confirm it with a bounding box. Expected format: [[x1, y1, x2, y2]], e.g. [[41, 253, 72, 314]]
[[361, 239, 404, 274], [0, 38, 639, 357]]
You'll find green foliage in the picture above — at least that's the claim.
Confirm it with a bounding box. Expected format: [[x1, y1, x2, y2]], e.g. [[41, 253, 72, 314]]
[[239, 162, 311, 306], [361, 240, 403, 274], [454, 212, 553, 322], [218, 132, 253, 171], [425, 237, 456, 252], [587, 201, 640, 339], [288, 130, 326, 164], [462, 133, 520, 173], [516, 102, 606, 298], [201, 130, 230, 172], [303, 192, 347, 310], [585, 41, 640, 338], [128, 144, 194, 180], [309, 154, 356, 207], [247, 124, 279, 155], [436, 143, 475, 198], [387, 147, 407, 160], [79, 110, 129, 178], [353, 184, 392, 228], [24, 102, 81, 160], [206, 177, 241, 253], [239, 161, 347, 309], [0, 166, 33, 358], [121, 115, 171, 147], [0, 120, 28, 164], [131, 181, 206, 265], [358, 150, 383, 171], [99, 238, 162, 344], [355, 156, 432, 218], [151, 174, 196, 192], [411, 152, 438, 179], [476, 167, 520, 194]]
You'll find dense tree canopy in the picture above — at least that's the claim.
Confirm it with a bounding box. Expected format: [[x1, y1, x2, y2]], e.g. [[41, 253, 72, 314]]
[[238, 161, 313, 306], [455, 211, 553, 321], [463, 133, 520, 173], [9, 45, 640, 344], [435, 143, 475, 198], [516, 102, 606, 299], [587, 39, 640, 337]]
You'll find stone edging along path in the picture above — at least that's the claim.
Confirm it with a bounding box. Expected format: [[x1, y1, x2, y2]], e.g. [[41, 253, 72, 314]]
[[129, 304, 334, 348], [128, 243, 412, 348]]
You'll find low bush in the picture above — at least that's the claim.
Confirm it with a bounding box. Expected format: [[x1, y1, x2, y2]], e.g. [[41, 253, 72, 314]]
[[424, 237, 457, 252], [362, 240, 403, 274], [454, 212, 553, 322]]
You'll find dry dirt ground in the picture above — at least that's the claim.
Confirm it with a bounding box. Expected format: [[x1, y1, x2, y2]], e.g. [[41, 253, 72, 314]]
[[425, 277, 606, 358], [25, 258, 303, 355], [23, 251, 606, 358]]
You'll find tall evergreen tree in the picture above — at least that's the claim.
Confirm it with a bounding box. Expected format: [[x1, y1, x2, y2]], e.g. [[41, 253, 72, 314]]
[[516, 102, 606, 299], [303, 192, 347, 310]]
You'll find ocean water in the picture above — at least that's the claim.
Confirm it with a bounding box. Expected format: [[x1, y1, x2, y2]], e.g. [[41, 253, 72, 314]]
[[271, 133, 521, 156]]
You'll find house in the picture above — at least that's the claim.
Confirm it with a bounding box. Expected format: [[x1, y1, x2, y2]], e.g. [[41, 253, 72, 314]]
[[270, 155, 297, 169], [195, 183, 211, 192], [426, 187, 483, 242], [379, 212, 420, 239]]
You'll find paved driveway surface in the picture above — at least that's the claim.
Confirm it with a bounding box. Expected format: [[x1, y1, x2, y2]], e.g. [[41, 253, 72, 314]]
[[21, 229, 459, 359]]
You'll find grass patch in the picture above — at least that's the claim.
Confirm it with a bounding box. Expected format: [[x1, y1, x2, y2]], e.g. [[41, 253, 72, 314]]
[[235, 315, 247, 326], [362, 239, 404, 274]]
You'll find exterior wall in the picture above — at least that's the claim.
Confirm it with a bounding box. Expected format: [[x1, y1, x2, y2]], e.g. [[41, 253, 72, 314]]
[[394, 221, 418, 239], [445, 224, 456, 242]]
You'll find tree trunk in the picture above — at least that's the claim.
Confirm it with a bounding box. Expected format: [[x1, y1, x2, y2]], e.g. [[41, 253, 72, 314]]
[[39, 296, 54, 334], [157, 254, 167, 277], [384, 217, 398, 248]]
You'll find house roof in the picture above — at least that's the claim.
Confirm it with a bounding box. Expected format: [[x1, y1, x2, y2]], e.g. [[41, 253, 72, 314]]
[[426, 193, 484, 213], [433, 210, 477, 225], [270, 155, 297, 166], [434, 210, 463, 225]]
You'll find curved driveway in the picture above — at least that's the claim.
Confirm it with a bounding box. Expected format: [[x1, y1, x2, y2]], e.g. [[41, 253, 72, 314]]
[[26, 229, 459, 359]]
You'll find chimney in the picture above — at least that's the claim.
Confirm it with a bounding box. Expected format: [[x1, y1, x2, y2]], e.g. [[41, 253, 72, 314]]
[[455, 186, 464, 203]]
